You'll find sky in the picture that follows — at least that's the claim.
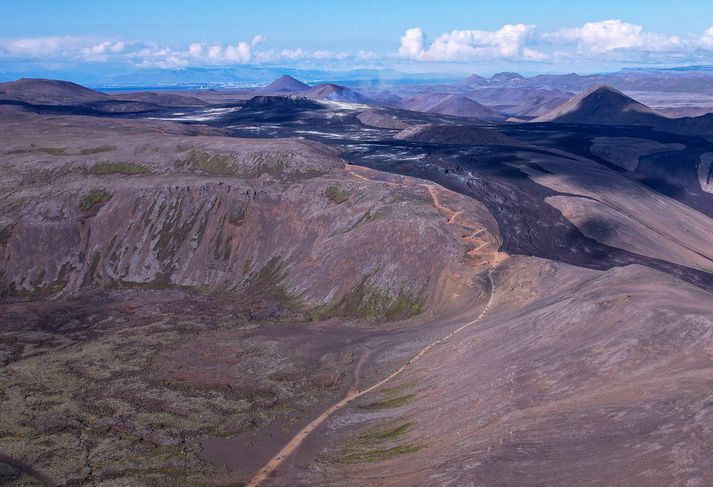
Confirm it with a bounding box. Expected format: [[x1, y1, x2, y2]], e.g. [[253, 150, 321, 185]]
[[3, 0, 713, 81]]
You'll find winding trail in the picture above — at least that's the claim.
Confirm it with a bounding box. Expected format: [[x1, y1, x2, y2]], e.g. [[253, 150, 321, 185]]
[[425, 185, 462, 224], [246, 267, 499, 487]]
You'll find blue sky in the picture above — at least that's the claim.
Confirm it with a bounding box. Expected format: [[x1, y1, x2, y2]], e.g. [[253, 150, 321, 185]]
[[3, 0, 713, 79]]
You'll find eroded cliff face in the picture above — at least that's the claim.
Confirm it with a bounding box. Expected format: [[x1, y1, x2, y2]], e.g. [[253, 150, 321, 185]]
[[0, 113, 502, 320]]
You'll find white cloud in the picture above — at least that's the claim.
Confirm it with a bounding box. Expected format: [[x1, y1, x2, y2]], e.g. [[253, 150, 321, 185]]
[[278, 48, 308, 60], [81, 41, 126, 61], [0, 36, 131, 63], [399, 28, 425, 59], [549, 19, 643, 52], [700, 26, 713, 48], [6, 21, 713, 70], [399, 24, 544, 61], [187, 35, 264, 64], [544, 19, 684, 55], [312, 50, 349, 60], [1, 36, 87, 57]]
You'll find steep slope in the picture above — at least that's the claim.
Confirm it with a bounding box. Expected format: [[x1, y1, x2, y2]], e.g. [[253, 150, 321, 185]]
[[0, 109, 499, 317], [262, 75, 311, 93], [533, 84, 666, 125], [401, 93, 503, 120]]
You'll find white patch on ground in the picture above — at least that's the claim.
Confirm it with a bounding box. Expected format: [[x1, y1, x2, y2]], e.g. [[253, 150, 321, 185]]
[[150, 106, 240, 122], [293, 130, 348, 139], [321, 100, 370, 111]]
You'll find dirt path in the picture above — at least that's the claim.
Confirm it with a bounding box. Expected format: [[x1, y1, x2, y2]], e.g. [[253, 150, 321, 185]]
[[246, 267, 499, 487], [345, 169, 461, 225], [425, 185, 462, 224]]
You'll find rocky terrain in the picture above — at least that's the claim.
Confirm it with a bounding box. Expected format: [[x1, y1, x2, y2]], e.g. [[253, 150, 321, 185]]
[[2, 77, 713, 486]]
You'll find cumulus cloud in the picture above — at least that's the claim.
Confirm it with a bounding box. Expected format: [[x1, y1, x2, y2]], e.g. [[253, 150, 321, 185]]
[[544, 19, 686, 56], [399, 28, 425, 58], [547, 19, 644, 52], [398, 21, 713, 64], [399, 24, 545, 62], [186, 35, 264, 64]]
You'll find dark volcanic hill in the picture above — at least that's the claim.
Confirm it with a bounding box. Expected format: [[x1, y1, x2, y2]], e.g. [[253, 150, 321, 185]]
[[0, 78, 173, 113], [239, 95, 324, 112], [401, 93, 503, 120], [533, 85, 667, 125], [532, 84, 713, 139], [263, 75, 311, 93], [303, 83, 366, 103], [0, 78, 110, 105], [394, 124, 518, 145]]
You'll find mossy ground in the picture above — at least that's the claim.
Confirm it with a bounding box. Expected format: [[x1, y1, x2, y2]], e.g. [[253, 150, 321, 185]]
[[325, 186, 351, 204], [324, 417, 423, 465], [336, 444, 424, 464], [310, 275, 424, 322], [360, 394, 415, 410], [80, 190, 111, 211], [89, 162, 150, 175]]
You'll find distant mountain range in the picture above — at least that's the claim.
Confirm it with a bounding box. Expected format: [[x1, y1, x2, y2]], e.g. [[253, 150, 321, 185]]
[[4, 65, 713, 92], [0, 66, 464, 89]]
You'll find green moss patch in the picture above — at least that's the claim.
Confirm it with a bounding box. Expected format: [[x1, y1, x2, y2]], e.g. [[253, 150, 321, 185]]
[[242, 257, 303, 311], [80, 146, 115, 155], [361, 422, 414, 441], [183, 151, 237, 176], [325, 186, 351, 204], [177, 149, 319, 180], [80, 190, 111, 211], [360, 394, 415, 411], [310, 275, 424, 322], [337, 444, 424, 464], [89, 162, 150, 175], [39, 147, 68, 156]]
